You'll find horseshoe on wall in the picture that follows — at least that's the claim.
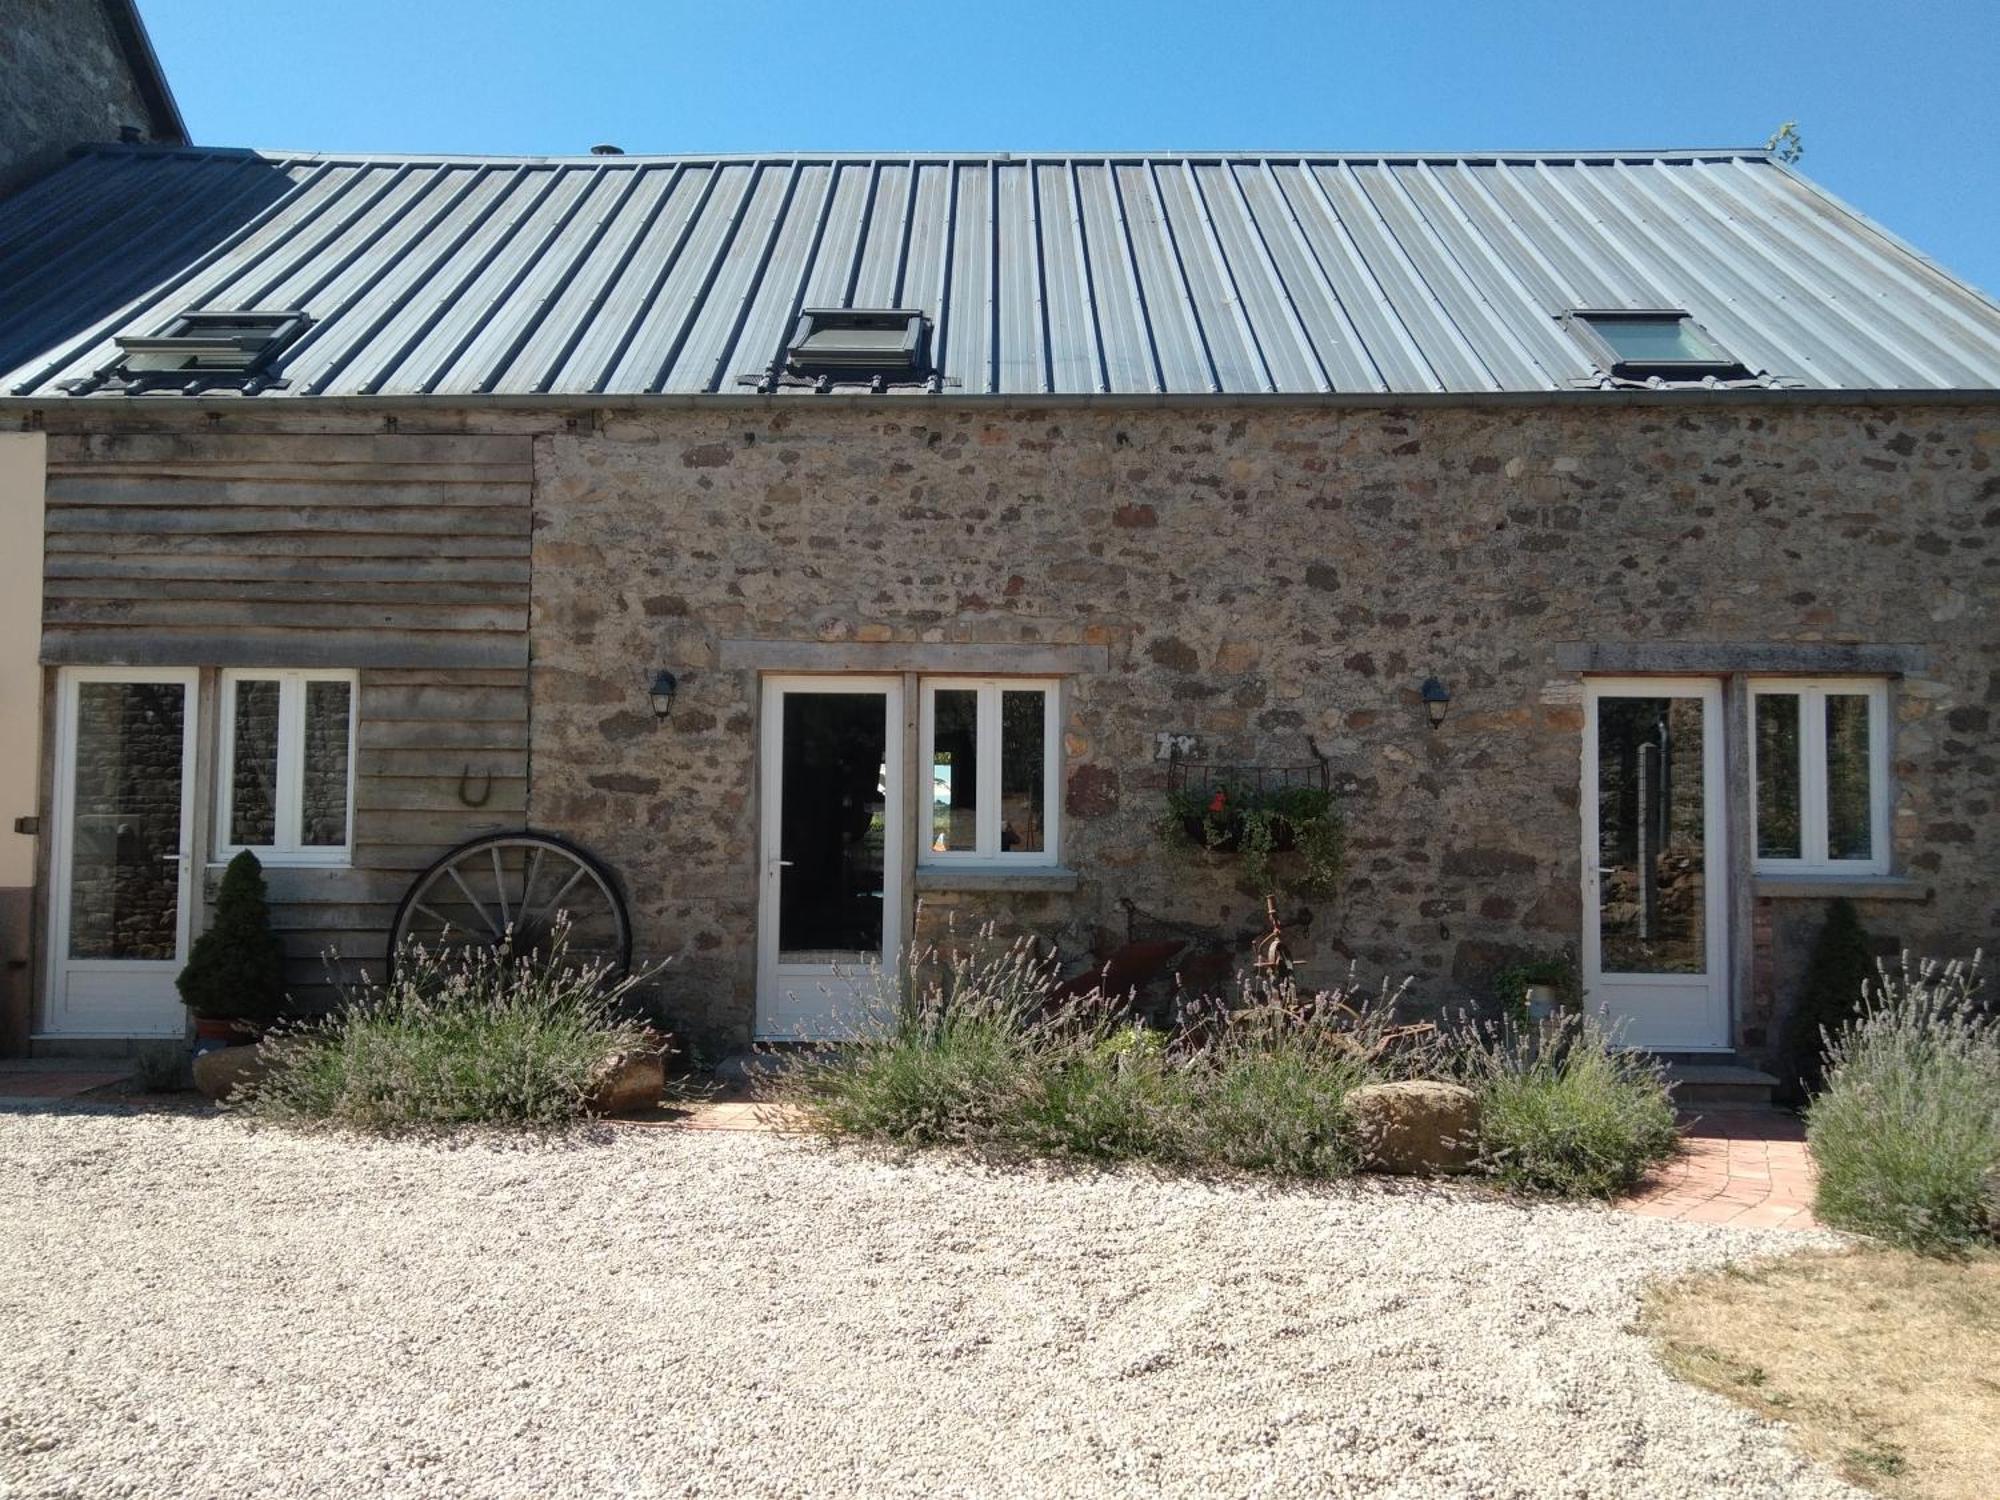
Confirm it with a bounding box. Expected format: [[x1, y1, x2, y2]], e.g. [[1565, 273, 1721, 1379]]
[[457, 764, 493, 808]]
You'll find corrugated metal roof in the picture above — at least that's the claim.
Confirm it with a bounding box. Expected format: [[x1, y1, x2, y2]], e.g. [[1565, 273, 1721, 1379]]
[[6, 145, 2000, 400]]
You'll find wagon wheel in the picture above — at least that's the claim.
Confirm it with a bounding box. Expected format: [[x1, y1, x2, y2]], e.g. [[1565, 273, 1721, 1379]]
[[389, 831, 632, 981]]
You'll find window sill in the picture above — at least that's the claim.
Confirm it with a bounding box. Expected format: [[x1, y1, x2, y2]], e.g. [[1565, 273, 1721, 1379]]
[[1753, 874, 1931, 902], [205, 855, 353, 874], [914, 865, 1080, 894]]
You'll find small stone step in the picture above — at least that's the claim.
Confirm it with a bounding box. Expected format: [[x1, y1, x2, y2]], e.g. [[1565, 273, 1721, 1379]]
[[1663, 1062, 1781, 1109]]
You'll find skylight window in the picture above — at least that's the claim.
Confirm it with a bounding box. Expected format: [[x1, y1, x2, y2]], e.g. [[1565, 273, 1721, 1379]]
[[114, 309, 309, 375], [1566, 310, 1746, 381], [785, 308, 929, 377]]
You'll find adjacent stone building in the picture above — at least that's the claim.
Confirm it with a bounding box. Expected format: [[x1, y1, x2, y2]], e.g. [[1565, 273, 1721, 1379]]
[[2, 146, 1995, 1077], [0, 0, 185, 197]]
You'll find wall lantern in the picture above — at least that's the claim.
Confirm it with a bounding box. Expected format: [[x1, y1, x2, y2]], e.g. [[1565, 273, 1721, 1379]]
[[647, 669, 679, 721], [1419, 676, 1452, 730]]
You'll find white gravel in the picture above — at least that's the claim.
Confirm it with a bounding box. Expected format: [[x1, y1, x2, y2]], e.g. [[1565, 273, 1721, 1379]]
[[1, 1106, 1858, 1500]]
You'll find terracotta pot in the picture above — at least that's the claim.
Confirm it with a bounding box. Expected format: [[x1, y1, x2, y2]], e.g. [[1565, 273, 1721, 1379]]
[[1524, 984, 1560, 1023], [191, 1015, 259, 1056]]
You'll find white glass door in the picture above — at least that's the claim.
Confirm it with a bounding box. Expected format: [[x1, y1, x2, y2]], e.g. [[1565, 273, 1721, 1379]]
[[1581, 678, 1729, 1051], [755, 677, 904, 1040], [45, 668, 199, 1037]]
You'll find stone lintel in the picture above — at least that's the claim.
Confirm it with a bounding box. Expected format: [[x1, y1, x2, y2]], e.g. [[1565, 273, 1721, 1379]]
[[1553, 641, 1928, 676], [717, 639, 1108, 676]]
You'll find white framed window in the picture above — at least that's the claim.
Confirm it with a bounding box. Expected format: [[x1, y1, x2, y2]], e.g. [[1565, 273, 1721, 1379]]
[[919, 678, 1060, 866], [217, 669, 357, 865], [1749, 678, 1890, 876]]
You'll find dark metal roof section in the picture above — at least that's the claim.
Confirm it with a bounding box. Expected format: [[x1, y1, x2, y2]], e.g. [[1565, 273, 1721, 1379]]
[[5, 146, 2000, 400]]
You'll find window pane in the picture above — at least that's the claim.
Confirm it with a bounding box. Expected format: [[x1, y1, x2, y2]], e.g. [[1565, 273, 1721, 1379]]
[[999, 690, 1047, 854], [1754, 694, 1802, 860], [778, 692, 888, 961], [930, 690, 979, 854], [229, 679, 280, 846], [67, 682, 186, 960], [301, 679, 352, 847], [1595, 695, 1707, 974], [1825, 694, 1874, 861], [1587, 315, 1725, 364]]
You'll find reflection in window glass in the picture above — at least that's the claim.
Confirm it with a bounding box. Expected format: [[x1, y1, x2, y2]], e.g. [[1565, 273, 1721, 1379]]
[[1825, 694, 1873, 861], [999, 690, 1046, 853], [68, 682, 186, 960], [1596, 696, 1707, 975], [230, 679, 280, 847], [301, 679, 351, 847], [1585, 316, 1728, 365], [1754, 694, 1801, 860], [930, 689, 978, 854]]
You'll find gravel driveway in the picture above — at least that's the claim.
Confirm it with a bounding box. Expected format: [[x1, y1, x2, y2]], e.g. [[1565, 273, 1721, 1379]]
[[1, 1106, 1857, 1499]]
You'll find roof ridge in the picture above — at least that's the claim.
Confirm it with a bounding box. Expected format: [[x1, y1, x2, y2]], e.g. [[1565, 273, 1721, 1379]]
[[73, 143, 1780, 167]]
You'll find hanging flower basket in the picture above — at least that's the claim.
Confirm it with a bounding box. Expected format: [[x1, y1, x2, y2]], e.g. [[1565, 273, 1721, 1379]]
[[1158, 753, 1344, 898]]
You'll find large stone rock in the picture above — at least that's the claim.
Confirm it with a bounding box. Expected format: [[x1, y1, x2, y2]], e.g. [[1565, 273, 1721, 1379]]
[[1345, 1080, 1482, 1176], [192, 1045, 270, 1103], [586, 1051, 666, 1116]]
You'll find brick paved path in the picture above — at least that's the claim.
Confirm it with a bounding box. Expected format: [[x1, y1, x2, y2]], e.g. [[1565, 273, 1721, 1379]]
[[1617, 1110, 1820, 1231], [0, 1063, 131, 1105]]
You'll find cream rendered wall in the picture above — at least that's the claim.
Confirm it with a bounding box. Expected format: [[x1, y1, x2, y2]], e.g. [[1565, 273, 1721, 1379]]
[[0, 432, 46, 1050]]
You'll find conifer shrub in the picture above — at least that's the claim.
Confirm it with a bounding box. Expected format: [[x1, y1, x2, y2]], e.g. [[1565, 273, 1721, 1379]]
[[175, 849, 287, 1028], [1783, 897, 1874, 1101]]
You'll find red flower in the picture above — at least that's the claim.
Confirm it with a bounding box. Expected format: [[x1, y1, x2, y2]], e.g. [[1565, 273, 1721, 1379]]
[[1207, 790, 1227, 814]]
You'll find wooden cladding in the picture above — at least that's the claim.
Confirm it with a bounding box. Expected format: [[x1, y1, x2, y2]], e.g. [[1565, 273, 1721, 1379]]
[[41, 433, 532, 670], [46, 434, 537, 1005]]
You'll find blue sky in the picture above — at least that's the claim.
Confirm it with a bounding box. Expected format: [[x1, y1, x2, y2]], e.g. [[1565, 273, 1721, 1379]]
[[138, 0, 2000, 298]]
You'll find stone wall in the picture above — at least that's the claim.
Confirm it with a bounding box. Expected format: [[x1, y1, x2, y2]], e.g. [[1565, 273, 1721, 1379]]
[[528, 401, 1999, 1056], [0, 0, 172, 199]]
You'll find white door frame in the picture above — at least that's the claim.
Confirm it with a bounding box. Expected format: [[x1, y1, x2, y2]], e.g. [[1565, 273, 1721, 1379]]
[[1580, 676, 1730, 1052], [43, 665, 200, 1038], [755, 675, 906, 1041]]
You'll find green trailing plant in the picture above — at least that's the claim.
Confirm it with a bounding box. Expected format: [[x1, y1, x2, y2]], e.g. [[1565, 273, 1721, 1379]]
[[1806, 953, 1999, 1251], [1159, 782, 1345, 898], [175, 849, 287, 1027], [1782, 898, 1874, 1101], [235, 917, 663, 1133], [1491, 949, 1580, 1032]]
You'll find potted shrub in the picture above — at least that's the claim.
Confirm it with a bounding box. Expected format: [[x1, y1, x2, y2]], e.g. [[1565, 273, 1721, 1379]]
[[176, 849, 288, 1053], [1159, 781, 1344, 897], [1493, 951, 1579, 1032]]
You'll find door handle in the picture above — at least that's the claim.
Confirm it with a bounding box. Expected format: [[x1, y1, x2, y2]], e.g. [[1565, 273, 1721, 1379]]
[[159, 853, 184, 863]]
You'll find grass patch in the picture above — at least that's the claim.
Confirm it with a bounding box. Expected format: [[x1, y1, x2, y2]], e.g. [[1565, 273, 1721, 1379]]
[[238, 926, 657, 1133], [1806, 955, 2000, 1251], [1461, 1017, 1681, 1198], [1643, 1247, 2000, 1498]]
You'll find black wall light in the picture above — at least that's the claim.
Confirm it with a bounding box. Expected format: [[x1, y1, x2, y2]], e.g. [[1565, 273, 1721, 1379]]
[[1419, 676, 1451, 730], [648, 669, 679, 721]]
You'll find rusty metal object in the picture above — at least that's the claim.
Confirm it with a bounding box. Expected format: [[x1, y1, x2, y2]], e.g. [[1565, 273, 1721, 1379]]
[[1252, 893, 1292, 980]]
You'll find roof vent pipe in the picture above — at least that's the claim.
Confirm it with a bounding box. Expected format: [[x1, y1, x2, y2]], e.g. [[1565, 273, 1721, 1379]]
[[590, 143, 624, 155]]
